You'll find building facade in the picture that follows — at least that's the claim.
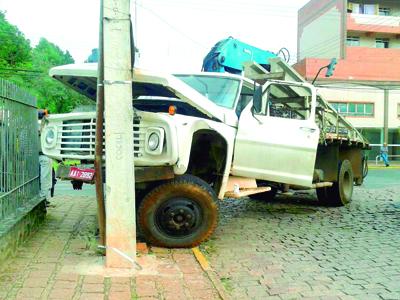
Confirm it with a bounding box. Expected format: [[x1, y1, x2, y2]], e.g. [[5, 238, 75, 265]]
[[295, 0, 400, 160]]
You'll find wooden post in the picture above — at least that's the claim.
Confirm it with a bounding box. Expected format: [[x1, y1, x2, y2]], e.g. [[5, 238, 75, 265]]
[[95, 0, 106, 248], [103, 0, 136, 268]]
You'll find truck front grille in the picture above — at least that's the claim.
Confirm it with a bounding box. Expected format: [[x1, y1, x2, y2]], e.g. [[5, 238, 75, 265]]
[[58, 117, 144, 158]]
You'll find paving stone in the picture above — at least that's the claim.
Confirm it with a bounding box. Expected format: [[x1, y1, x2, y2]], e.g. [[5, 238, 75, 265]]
[[48, 288, 76, 299], [78, 293, 104, 300], [16, 287, 44, 299], [81, 283, 104, 293], [52, 280, 78, 290], [107, 291, 131, 300], [202, 185, 400, 299], [109, 277, 131, 285], [108, 283, 130, 293], [0, 193, 217, 299], [83, 275, 104, 284], [3, 183, 399, 300], [22, 277, 49, 288]]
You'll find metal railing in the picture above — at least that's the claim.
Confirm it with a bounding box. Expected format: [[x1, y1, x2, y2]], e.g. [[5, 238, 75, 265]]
[[0, 78, 40, 222]]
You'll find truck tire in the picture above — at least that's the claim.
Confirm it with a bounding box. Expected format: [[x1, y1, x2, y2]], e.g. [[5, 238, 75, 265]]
[[355, 156, 368, 186], [138, 174, 218, 248], [316, 159, 354, 207]]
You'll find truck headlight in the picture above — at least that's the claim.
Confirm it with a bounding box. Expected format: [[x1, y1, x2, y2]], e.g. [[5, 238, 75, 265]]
[[46, 129, 55, 144], [148, 132, 160, 151], [145, 128, 164, 155], [43, 126, 57, 149]]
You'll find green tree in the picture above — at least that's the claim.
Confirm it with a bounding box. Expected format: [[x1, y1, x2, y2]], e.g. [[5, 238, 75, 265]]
[[0, 11, 93, 114], [0, 11, 31, 68], [30, 38, 92, 113], [0, 11, 92, 113]]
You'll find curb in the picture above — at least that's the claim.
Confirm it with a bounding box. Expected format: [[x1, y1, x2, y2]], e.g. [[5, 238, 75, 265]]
[[369, 166, 400, 170], [192, 247, 231, 300]]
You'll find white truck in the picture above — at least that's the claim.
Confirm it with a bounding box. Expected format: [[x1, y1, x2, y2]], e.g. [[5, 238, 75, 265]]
[[41, 58, 368, 248]]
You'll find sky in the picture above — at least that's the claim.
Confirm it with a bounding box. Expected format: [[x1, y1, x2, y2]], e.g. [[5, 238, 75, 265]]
[[0, 0, 310, 73]]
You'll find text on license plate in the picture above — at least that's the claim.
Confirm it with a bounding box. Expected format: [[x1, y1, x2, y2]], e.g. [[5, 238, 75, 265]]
[[69, 167, 95, 181]]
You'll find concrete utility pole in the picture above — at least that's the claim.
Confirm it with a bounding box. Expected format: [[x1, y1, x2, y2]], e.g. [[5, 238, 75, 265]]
[[103, 0, 136, 268], [383, 89, 389, 145]]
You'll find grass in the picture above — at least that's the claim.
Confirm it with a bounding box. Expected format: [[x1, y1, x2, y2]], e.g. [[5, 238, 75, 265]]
[[52, 159, 81, 172], [220, 276, 234, 293]]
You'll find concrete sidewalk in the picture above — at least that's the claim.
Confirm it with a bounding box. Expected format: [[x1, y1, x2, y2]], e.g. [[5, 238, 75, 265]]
[[0, 194, 221, 300]]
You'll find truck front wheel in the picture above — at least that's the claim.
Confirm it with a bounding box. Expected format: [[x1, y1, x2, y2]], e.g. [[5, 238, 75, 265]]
[[138, 175, 218, 248], [316, 159, 354, 206]]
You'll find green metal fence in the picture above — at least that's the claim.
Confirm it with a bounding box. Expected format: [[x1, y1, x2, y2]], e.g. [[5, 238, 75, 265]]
[[0, 78, 40, 222]]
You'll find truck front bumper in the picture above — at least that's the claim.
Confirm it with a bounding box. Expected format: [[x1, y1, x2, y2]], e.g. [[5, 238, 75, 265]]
[[56, 164, 175, 184]]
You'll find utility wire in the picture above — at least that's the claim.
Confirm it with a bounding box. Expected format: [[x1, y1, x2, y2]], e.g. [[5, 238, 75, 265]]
[[103, 2, 207, 49], [134, 1, 207, 49], [296, 13, 400, 57], [145, 0, 303, 14]]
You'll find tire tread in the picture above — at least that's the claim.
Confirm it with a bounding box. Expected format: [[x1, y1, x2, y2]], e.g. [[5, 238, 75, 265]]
[[138, 174, 218, 248]]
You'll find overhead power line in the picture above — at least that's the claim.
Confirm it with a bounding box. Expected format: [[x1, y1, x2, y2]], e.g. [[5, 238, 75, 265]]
[[134, 1, 207, 49]]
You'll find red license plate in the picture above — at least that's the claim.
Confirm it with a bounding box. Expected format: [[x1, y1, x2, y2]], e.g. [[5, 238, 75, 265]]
[[69, 167, 95, 181]]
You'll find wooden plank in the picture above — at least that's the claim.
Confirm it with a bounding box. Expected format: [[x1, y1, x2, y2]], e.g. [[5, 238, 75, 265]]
[[225, 176, 257, 192], [225, 187, 271, 199]]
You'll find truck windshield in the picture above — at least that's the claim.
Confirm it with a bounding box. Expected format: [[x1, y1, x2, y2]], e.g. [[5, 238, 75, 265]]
[[176, 75, 240, 109]]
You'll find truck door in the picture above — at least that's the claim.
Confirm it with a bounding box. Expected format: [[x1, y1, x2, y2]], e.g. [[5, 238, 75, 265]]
[[232, 81, 319, 187]]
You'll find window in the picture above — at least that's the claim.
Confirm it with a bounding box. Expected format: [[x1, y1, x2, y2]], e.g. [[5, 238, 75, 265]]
[[362, 4, 377, 15], [176, 75, 240, 109], [256, 83, 312, 120], [376, 38, 390, 48], [347, 36, 360, 46], [351, 3, 377, 15], [379, 7, 390, 16], [330, 102, 374, 117], [236, 84, 254, 117]]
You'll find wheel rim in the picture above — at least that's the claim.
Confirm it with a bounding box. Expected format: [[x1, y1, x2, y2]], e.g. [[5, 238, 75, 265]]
[[342, 171, 352, 200], [155, 197, 203, 238]]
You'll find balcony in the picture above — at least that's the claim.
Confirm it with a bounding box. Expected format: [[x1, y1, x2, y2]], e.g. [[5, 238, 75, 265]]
[[347, 13, 400, 34]]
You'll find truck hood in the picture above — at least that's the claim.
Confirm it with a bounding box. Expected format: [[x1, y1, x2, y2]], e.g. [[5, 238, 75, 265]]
[[49, 63, 226, 123]]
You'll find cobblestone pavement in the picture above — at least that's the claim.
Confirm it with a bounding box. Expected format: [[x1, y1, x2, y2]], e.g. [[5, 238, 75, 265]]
[[0, 193, 220, 300], [202, 178, 400, 299]]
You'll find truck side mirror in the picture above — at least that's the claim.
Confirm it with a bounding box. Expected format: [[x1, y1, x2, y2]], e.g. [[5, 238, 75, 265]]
[[253, 86, 262, 113]]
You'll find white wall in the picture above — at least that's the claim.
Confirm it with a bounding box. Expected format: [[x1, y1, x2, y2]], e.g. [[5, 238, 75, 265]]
[[299, 6, 342, 60], [317, 85, 400, 129]]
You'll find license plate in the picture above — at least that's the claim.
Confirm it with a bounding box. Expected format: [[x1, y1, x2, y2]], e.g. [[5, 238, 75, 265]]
[[69, 167, 95, 181]]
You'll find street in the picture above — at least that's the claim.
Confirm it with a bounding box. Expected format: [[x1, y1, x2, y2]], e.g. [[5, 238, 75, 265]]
[[201, 168, 400, 299], [53, 169, 400, 299], [363, 168, 400, 190]]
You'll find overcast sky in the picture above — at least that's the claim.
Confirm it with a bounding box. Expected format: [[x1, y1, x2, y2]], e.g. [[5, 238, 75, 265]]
[[0, 0, 309, 72]]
